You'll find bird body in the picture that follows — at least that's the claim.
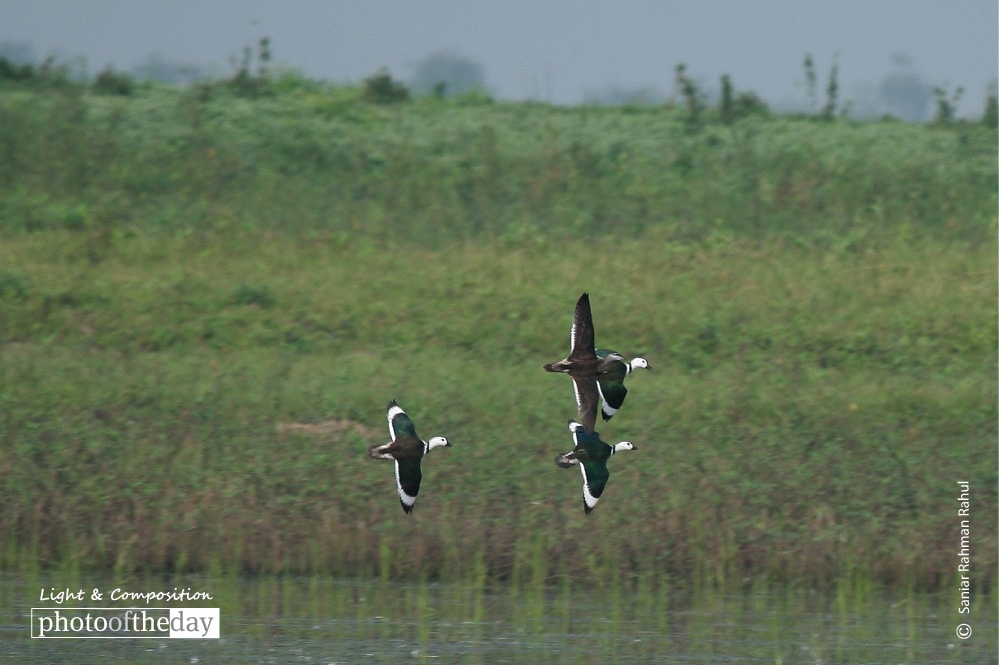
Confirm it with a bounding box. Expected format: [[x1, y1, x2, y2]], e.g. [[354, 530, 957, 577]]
[[543, 293, 650, 431], [555, 420, 636, 513], [594, 349, 651, 422], [368, 400, 450, 513]]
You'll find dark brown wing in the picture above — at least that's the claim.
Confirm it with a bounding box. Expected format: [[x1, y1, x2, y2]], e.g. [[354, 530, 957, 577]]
[[568, 292, 596, 362], [572, 375, 599, 433]]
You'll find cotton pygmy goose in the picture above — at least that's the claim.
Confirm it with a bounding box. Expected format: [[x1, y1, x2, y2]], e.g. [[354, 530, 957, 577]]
[[554, 420, 636, 514], [368, 400, 450, 513]]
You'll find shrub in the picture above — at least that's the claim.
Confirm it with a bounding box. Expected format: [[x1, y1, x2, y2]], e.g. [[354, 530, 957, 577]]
[[362, 68, 409, 104], [92, 67, 134, 96]]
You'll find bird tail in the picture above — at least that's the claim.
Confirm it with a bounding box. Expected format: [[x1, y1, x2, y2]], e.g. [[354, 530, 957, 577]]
[[554, 452, 579, 468], [543, 360, 573, 373]]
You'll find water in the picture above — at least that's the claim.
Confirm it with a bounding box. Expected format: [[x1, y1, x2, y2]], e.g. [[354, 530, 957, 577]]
[[2, 573, 992, 664]]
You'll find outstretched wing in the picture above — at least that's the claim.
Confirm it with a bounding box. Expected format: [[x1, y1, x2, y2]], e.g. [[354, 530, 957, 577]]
[[596, 379, 628, 422], [568, 292, 596, 361], [395, 458, 423, 513], [386, 400, 419, 440], [572, 376, 600, 433], [568, 422, 612, 512], [596, 353, 629, 422], [579, 460, 611, 514]]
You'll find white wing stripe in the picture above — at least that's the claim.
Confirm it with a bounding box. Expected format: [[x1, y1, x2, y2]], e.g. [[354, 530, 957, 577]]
[[395, 461, 416, 507], [580, 465, 599, 509], [386, 404, 406, 440], [596, 382, 618, 416]]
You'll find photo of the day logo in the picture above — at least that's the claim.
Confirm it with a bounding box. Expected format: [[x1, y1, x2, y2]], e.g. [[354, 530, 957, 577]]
[[31, 608, 220, 639]]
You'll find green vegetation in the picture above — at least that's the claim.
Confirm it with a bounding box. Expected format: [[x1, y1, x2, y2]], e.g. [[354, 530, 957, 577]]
[[0, 75, 995, 595]]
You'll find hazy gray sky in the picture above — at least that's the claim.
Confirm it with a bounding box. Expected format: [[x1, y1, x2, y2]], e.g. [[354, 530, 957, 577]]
[[4, 1, 997, 116]]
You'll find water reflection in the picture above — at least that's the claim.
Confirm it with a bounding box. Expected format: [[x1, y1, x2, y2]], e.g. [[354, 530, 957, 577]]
[[2, 573, 991, 663]]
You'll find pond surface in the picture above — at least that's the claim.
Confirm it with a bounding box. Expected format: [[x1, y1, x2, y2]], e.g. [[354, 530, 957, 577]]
[[1, 573, 992, 664]]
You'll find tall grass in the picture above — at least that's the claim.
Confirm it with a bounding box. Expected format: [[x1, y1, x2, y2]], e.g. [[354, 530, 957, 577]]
[[0, 230, 994, 591], [0, 81, 994, 246], [0, 82, 995, 593]]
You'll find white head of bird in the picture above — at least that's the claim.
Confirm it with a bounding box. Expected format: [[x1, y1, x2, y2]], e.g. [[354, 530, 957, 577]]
[[427, 436, 450, 450]]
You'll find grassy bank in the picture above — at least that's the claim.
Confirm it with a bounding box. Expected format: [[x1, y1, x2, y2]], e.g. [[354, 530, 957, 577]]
[[1, 231, 994, 591], [0, 82, 995, 592]]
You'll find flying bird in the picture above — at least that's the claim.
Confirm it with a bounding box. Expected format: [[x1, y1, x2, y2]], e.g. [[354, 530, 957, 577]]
[[368, 400, 450, 513], [555, 420, 636, 514], [543, 292, 650, 432]]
